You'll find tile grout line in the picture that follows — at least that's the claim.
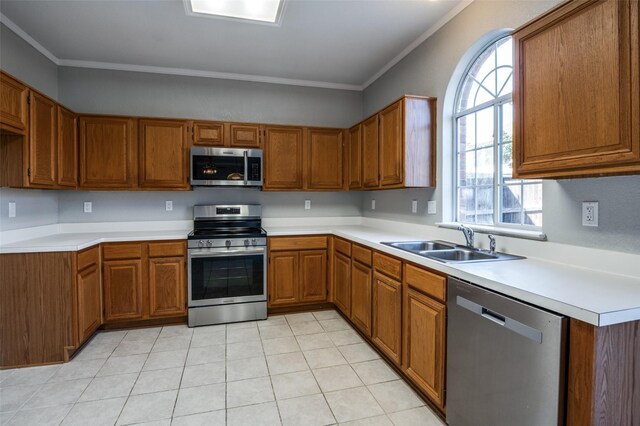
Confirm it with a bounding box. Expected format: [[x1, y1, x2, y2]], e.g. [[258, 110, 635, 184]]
[[257, 318, 283, 425], [169, 325, 194, 422]]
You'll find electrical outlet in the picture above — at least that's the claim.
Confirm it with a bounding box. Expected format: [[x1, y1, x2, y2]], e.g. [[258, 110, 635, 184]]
[[83, 202, 92, 213], [8, 202, 16, 218], [165, 201, 173, 211], [371, 199, 376, 210], [411, 200, 418, 214], [582, 201, 598, 227], [427, 200, 437, 215], [304, 199, 311, 210]]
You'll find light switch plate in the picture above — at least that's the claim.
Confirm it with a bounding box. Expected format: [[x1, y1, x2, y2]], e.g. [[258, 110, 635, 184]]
[[8, 202, 16, 218], [166, 201, 173, 211], [427, 200, 437, 215], [83, 202, 92, 213], [371, 199, 376, 210], [304, 199, 311, 210]]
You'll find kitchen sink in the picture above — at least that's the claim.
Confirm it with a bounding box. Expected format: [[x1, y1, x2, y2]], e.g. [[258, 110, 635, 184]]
[[381, 240, 524, 263]]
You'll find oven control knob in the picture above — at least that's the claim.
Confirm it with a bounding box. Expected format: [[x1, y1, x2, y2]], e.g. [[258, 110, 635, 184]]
[[206, 240, 213, 247], [244, 239, 250, 247], [225, 240, 231, 248], [251, 239, 257, 246], [198, 240, 205, 247]]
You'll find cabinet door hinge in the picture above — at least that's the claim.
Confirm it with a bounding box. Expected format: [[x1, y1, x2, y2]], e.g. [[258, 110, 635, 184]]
[[27, 168, 31, 177], [27, 94, 31, 105]]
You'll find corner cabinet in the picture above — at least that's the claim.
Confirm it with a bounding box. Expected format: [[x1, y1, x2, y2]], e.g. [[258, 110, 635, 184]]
[[27, 91, 57, 187], [513, 0, 640, 178], [0, 71, 28, 134], [76, 246, 102, 345]]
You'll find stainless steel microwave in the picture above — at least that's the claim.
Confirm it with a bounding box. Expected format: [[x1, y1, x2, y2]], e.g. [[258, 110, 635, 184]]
[[190, 147, 263, 187]]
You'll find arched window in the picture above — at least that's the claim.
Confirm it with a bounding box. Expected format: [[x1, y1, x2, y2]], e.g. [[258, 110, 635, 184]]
[[454, 35, 542, 228]]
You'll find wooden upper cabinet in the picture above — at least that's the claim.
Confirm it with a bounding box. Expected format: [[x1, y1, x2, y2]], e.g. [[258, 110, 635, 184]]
[[230, 123, 260, 148], [348, 124, 363, 189], [305, 128, 344, 190], [379, 100, 404, 187], [57, 106, 77, 188], [513, 0, 640, 178], [139, 119, 189, 189], [193, 121, 224, 146], [299, 250, 327, 302], [264, 126, 303, 190], [79, 116, 137, 189], [362, 115, 379, 188], [0, 71, 28, 134], [28, 91, 57, 187]]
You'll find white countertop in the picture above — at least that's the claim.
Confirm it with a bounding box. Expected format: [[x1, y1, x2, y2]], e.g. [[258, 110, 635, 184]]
[[2, 219, 639, 327]]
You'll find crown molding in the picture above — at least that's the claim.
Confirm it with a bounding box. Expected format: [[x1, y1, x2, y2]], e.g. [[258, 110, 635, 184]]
[[362, 0, 474, 89], [0, 13, 60, 65]]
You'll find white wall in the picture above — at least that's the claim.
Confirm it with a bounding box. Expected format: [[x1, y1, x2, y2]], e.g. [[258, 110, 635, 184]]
[[360, 0, 640, 253]]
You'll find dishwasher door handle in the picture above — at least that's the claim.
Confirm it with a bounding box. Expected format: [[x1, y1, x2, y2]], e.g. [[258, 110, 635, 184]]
[[457, 295, 543, 344]]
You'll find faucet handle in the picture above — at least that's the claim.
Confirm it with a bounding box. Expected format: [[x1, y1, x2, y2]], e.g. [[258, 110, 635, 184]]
[[488, 234, 496, 254]]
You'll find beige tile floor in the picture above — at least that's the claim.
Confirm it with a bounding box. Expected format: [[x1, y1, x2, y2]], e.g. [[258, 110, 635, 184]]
[[0, 310, 446, 426]]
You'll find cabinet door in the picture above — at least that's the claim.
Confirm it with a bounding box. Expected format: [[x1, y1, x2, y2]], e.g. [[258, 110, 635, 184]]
[[372, 272, 402, 364], [230, 124, 261, 148], [103, 259, 144, 321], [264, 126, 303, 189], [193, 121, 224, 146], [28, 92, 57, 187], [348, 124, 363, 189], [362, 115, 379, 188], [299, 250, 327, 303], [268, 251, 299, 306], [57, 106, 77, 187], [351, 261, 372, 337], [139, 119, 189, 188], [379, 99, 404, 187], [513, 0, 640, 178], [0, 72, 28, 134], [77, 264, 102, 344], [305, 128, 343, 190], [149, 256, 186, 317], [79, 116, 137, 188], [333, 251, 351, 316]]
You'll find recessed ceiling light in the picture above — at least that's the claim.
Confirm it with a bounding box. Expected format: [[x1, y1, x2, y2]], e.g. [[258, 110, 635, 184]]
[[186, 0, 284, 24]]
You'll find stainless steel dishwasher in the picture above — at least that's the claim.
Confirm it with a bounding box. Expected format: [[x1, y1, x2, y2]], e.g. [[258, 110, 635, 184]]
[[447, 277, 567, 426]]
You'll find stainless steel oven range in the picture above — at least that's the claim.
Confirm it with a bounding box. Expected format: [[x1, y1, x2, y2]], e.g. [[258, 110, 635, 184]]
[[187, 204, 267, 327]]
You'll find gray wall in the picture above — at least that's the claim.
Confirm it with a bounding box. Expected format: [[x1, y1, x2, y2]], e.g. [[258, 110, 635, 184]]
[[58, 67, 361, 128], [0, 22, 58, 99], [361, 0, 640, 253], [58, 189, 361, 223], [0, 189, 58, 231]]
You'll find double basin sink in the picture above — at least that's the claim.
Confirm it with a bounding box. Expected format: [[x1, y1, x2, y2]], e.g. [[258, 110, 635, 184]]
[[381, 240, 524, 264]]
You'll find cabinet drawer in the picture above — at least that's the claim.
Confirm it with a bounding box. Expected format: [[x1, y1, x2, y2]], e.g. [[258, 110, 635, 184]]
[[148, 241, 186, 258], [374, 252, 402, 280], [334, 237, 351, 256], [269, 236, 328, 251], [352, 244, 372, 266], [77, 245, 99, 271], [404, 264, 446, 302], [102, 243, 143, 260]]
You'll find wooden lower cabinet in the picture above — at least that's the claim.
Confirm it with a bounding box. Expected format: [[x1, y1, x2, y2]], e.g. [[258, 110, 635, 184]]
[[403, 287, 446, 410], [148, 256, 186, 317], [76, 246, 102, 344], [299, 250, 327, 302], [350, 260, 372, 336], [269, 251, 299, 306], [103, 258, 144, 322], [333, 251, 351, 315], [372, 271, 402, 364]]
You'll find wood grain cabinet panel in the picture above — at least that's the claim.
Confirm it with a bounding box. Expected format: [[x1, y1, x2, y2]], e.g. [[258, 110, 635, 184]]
[[0, 71, 28, 134], [299, 250, 327, 302], [333, 251, 351, 316], [362, 115, 380, 188], [403, 287, 446, 410], [230, 123, 260, 148], [57, 106, 77, 187], [268, 251, 299, 306], [77, 261, 102, 344], [372, 272, 402, 364], [513, 0, 640, 178], [264, 126, 303, 190], [348, 124, 363, 189], [149, 257, 186, 317], [351, 260, 372, 337], [139, 119, 189, 188], [193, 121, 224, 146], [28, 91, 57, 187], [305, 128, 344, 190], [379, 100, 404, 187], [79, 116, 137, 189], [103, 259, 144, 322]]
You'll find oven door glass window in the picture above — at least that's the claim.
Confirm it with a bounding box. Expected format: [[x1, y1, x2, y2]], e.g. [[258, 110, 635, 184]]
[[191, 253, 264, 303], [192, 155, 245, 182]]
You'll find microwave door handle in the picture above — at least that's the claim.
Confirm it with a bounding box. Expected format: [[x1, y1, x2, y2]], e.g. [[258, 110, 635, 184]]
[[244, 151, 248, 185]]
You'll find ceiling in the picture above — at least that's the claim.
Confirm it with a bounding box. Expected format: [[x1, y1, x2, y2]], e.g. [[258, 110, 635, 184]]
[[0, 0, 470, 90]]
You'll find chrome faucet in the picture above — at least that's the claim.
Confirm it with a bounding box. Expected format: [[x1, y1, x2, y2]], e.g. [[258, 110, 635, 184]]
[[488, 234, 496, 255], [458, 224, 474, 249]]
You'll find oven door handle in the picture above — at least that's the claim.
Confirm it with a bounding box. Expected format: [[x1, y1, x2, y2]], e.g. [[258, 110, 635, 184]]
[[189, 248, 265, 257]]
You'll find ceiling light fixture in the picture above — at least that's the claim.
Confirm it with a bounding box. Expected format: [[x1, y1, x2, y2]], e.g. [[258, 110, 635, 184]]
[[185, 0, 284, 24]]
